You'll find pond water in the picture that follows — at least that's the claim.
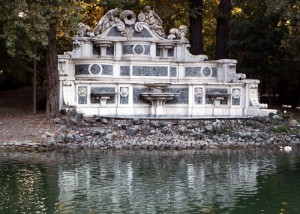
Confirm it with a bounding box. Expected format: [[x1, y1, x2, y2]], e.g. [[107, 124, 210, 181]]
[[0, 148, 300, 214]]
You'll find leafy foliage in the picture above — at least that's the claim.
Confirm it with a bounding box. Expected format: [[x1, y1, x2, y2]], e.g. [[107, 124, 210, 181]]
[[228, 0, 300, 107]]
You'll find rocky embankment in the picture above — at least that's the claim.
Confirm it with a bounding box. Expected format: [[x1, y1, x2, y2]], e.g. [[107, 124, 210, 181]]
[[1, 111, 300, 152]]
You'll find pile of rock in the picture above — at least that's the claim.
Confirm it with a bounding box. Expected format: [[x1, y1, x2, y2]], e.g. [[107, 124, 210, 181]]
[[1, 112, 300, 152]]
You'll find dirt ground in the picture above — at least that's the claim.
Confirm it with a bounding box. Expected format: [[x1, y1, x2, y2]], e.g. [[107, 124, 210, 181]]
[[0, 87, 59, 143]]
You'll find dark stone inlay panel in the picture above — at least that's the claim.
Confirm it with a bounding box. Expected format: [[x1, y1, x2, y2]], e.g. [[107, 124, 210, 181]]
[[194, 88, 203, 105], [202, 67, 212, 77], [106, 46, 114, 55], [205, 88, 228, 105], [78, 86, 87, 104], [91, 87, 116, 104], [120, 66, 130, 76], [107, 27, 126, 37], [134, 45, 144, 54], [156, 47, 160, 56], [185, 67, 201, 77], [133, 28, 153, 37], [212, 67, 217, 78], [165, 88, 189, 104], [123, 45, 133, 54], [90, 64, 101, 75], [132, 66, 168, 76], [93, 45, 100, 55], [232, 97, 240, 105], [120, 87, 129, 104], [75, 64, 89, 75], [102, 65, 113, 75], [144, 45, 150, 55], [120, 96, 128, 104], [168, 48, 174, 57], [195, 96, 203, 104], [232, 89, 241, 106], [133, 87, 149, 104], [170, 67, 177, 77]]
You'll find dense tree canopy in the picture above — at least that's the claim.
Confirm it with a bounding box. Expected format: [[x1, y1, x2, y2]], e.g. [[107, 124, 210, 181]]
[[229, 0, 300, 107], [0, 0, 83, 115]]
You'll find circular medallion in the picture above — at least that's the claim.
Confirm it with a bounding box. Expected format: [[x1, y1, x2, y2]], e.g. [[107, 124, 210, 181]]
[[88, 64, 102, 75], [202, 67, 212, 77], [133, 45, 144, 55]]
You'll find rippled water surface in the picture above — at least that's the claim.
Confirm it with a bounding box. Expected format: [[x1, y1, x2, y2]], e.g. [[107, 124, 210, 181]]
[[1, 148, 300, 213]]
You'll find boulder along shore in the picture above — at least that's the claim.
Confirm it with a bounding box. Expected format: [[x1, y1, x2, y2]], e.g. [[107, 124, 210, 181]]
[[1, 110, 300, 152]]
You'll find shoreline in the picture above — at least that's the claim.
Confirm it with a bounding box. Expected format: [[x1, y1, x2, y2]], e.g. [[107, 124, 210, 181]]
[[1, 111, 300, 152]]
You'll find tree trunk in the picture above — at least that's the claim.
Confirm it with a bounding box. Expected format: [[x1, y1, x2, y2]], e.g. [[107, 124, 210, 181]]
[[46, 23, 59, 117], [215, 0, 232, 59], [189, 0, 204, 55]]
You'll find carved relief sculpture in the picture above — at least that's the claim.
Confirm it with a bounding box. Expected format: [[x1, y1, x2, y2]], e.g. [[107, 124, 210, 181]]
[[138, 6, 165, 37], [168, 25, 188, 40], [120, 87, 129, 97], [76, 22, 93, 37], [195, 88, 203, 97], [119, 10, 137, 38], [94, 8, 120, 35], [232, 89, 241, 99]]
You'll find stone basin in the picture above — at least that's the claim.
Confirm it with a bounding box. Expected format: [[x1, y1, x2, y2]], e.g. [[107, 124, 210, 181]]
[[140, 92, 180, 105], [140, 92, 180, 117], [141, 82, 179, 106], [144, 83, 172, 93], [91, 92, 117, 107]]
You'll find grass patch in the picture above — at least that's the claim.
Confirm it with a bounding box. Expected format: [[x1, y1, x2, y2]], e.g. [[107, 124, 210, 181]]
[[272, 124, 289, 133]]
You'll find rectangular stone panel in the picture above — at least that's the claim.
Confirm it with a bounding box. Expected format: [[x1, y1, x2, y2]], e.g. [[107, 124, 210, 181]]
[[194, 88, 203, 104], [185, 67, 201, 77], [205, 88, 228, 105], [106, 46, 114, 55], [123, 45, 133, 54], [78, 86, 87, 104], [165, 88, 189, 104], [212, 67, 218, 78], [102, 65, 113, 75], [120, 66, 130, 76], [91, 87, 116, 104], [75, 64, 89, 75], [144, 45, 150, 55], [170, 67, 177, 77], [93, 45, 100, 55], [156, 47, 160, 57], [168, 48, 174, 57], [195, 96, 203, 104], [132, 66, 168, 76], [120, 87, 129, 104], [232, 88, 241, 105], [133, 87, 149, 104]]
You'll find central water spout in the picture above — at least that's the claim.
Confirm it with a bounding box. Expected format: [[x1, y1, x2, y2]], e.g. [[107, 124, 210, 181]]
[[140, 83, 179, 117]]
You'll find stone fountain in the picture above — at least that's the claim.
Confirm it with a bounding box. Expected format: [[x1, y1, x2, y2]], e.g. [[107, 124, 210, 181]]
[[58, 6, 276, 118], [140, 83, 179, 117]]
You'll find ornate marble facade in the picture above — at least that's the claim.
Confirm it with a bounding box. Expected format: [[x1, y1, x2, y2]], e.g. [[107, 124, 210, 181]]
[[58, 7, 276, 118]]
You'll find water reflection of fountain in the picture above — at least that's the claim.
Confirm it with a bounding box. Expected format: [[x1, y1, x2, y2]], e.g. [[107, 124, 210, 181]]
[[55, 150, 281, 213]]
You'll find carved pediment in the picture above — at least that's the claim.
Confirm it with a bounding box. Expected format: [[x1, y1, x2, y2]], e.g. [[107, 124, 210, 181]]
[[92, 7, 166, 41]]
